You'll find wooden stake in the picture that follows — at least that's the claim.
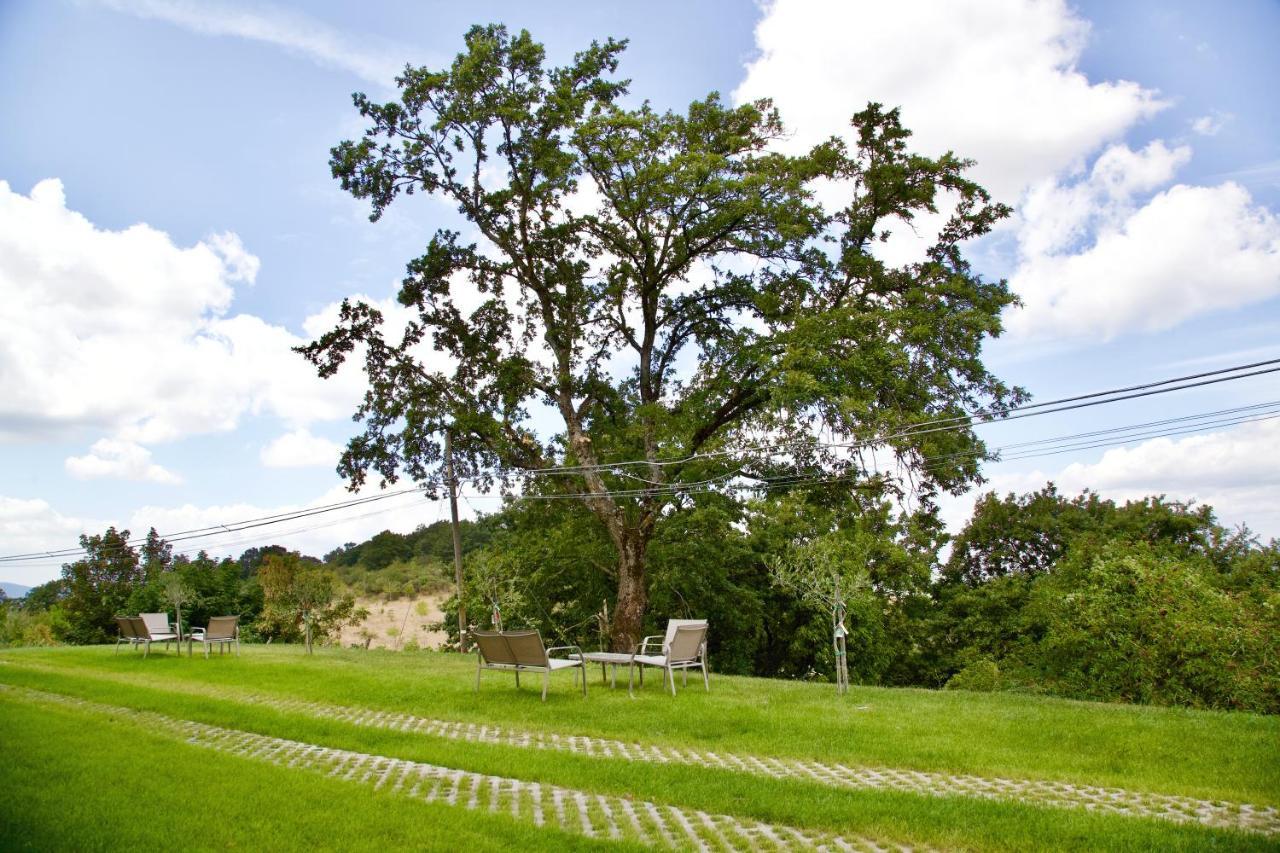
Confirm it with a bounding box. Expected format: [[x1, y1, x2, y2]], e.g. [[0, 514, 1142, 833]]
[[445, 428, 467, 652]]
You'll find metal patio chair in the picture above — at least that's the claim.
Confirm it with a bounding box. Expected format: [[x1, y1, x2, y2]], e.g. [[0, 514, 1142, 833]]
[[629, 622, 709, 697], [473, 629, 586, 702]]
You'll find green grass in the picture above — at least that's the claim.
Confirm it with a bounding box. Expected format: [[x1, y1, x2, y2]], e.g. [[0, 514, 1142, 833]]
[[1, 644, 1277, 851], [0, 694, 606, 852]]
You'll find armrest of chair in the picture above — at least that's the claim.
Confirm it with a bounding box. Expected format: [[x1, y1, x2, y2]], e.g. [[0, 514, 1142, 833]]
[[546, 644, 583, 660], [636, 635, 664, 655]]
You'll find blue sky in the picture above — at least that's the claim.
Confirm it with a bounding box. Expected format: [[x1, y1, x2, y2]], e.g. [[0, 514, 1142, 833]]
[[1, 0, 1278, 585]]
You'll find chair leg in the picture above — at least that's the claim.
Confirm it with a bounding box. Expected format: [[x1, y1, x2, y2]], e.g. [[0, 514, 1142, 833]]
[[702, 659, 710, 691], [581, 665, 587, 697], [542, 671, 549, 702], [628, 661, 635, 697], [683, 667, 688, 687], [668, 665, 676, 696], [114, 638, 121, 655], [143, 640, 150, 659], [515, 669, 520, 688]]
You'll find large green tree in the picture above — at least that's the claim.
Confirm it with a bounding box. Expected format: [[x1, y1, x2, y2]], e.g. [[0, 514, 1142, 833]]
[[60, 526, 145, 644], [302, 25, 1021, 648]]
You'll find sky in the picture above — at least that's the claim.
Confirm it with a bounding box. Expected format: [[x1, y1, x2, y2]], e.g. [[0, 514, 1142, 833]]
[[1, 0, 1278, 586]]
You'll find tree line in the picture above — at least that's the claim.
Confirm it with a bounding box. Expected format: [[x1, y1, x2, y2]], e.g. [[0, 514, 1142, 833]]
[[440, 483, 1278, 713], [0, 535, 362, 654], [3, 483, 1275, 711]]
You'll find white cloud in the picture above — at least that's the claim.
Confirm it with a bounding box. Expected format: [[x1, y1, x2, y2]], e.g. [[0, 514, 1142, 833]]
[[1007, 178, 1280, 341], [0, 497, 111, 587], [95, 0, 406, 85], [0, 178, 378, 446], [729, 0, 1280, 345], [941, 418, 1280, 540], [65, 438, 182, 484], [1191, 112, 1231, 137], [736, 0, 1164, 203], [260, 428, 341, 468], [1014, 141, 1191, 258]]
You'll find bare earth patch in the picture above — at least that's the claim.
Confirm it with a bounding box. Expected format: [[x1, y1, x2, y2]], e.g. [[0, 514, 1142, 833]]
[[337, 592, 447, 650]]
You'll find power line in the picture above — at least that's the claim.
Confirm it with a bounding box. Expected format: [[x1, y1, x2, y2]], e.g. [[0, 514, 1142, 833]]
[[0, 493, 447, 571], [500, 357, 1280, 477], [0, 485, 431, 563], [458, 403, 1280, 502], [3, 358, 1276, 565]]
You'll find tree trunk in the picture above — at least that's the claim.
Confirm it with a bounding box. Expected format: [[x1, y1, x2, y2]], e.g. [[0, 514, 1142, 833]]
[[610, 533, 649, 652]]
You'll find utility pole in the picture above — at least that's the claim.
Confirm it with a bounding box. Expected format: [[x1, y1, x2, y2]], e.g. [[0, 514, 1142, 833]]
[[444, 428, 467, 652]]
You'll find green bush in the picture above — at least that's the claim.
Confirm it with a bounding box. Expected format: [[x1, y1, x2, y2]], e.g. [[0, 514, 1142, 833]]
[[1030, 543, 1278, 713], [945, 658, 1001, 692], [0, 604, 69, 647]]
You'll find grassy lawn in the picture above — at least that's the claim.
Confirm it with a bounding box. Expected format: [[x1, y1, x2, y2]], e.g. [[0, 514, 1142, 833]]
[[1, 644, 1276, 851]]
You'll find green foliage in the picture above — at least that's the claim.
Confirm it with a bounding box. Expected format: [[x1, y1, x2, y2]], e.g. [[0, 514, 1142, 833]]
[[1029, 543, 1278, 712], [22, 579, 66, 613], [259, 553, 367, 653], [0, 603, 69, 647], [359, 530, 414, 571], [302, 23, 1020, 648], [334, 556, 452, 601], [934, 487, 1280, 712], [60, 527, 146, 644], [945, 659, 1001, 692]]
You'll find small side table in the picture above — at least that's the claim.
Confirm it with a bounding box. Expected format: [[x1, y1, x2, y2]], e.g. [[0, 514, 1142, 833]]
[[576, 651, 634, 688]]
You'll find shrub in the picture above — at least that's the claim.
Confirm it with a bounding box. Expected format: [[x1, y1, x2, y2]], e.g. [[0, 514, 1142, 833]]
[[0, 604, 69, 647], [1030, 543, 1279, 713], [945, 658, 1001, 692]]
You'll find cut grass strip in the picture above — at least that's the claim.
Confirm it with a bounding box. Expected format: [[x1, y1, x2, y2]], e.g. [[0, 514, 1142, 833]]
[[2, 656, 1274, 835], [5, 645, 1274, 806], [0, 693, 602, 853], [1, 684, 920, 852], [1, 665, 1271, 852]]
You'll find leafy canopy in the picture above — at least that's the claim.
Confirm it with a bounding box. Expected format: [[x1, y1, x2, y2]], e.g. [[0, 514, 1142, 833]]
[[303, 23, 1020, 505]]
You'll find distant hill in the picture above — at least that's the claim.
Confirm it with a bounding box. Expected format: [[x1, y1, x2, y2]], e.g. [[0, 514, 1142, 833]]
[[1, 582, 32, 599]]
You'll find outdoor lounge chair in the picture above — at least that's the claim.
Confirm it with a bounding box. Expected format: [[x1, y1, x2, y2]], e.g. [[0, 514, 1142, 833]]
[[134, 614, 180, 657], [631, 619, 708, 686], [629, 621, 709, 696], [188, 615, 240, 658], [473, 629, 586, 702], [114, 616, 147, 654]]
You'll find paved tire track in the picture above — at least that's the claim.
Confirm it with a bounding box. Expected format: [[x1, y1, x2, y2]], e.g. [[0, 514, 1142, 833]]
[[3, 660, 1276, 836], [0, 683, 920, 852]]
